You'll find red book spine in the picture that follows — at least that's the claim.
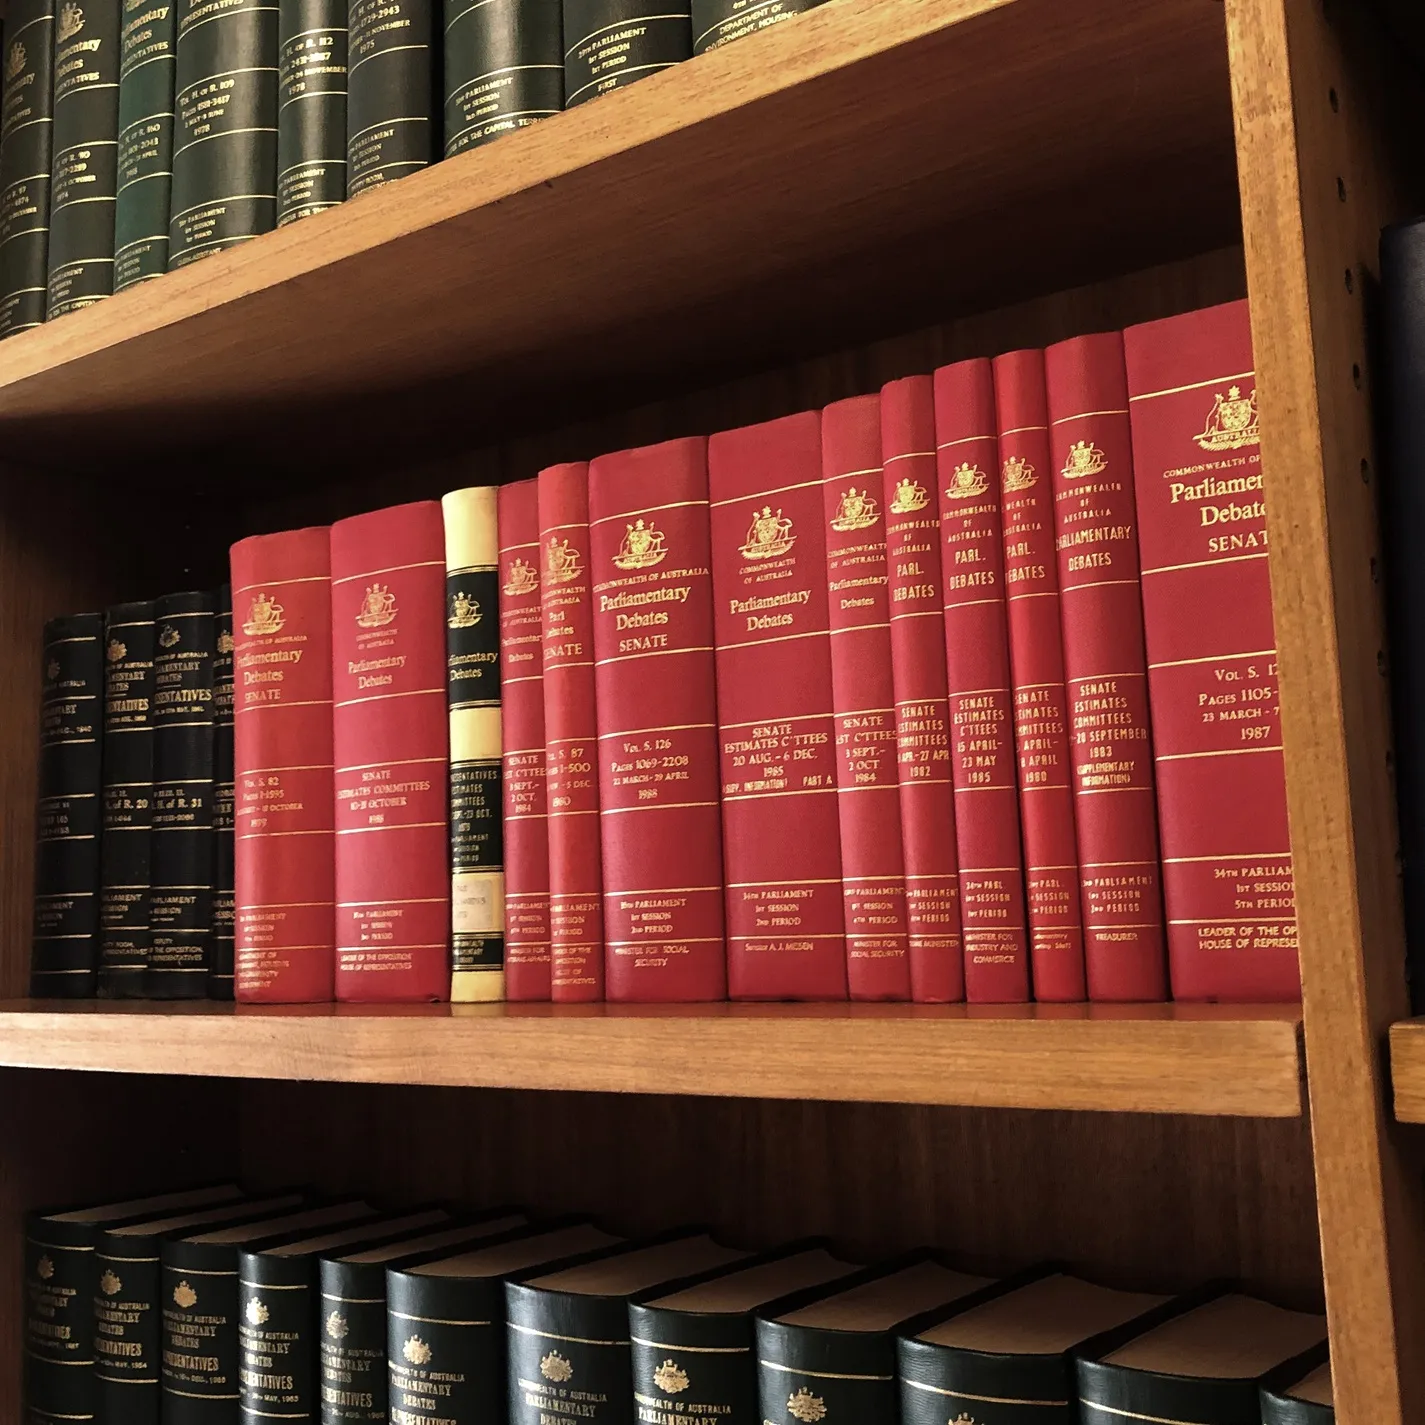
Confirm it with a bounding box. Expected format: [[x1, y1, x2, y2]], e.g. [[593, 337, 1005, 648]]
[[1045, 331, 1167, 1001], [538, 463, 604, 1002], [880, 376, 964, 1002], [231, 526, 336, 1003], [498, 479, 552, 1001], [822, 394, 911, 1000], [1125, 299, 1298, 1001], [330, 501, 451, 1001], [993, 349, 1088, 1002], [588, 437, 727, 1002], [934, 358, 1030, 1002], [709, 410, 847, 1000]]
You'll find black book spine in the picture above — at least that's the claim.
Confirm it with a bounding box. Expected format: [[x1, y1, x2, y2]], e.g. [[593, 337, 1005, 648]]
[[168, 0, 277, 267], [506, 1285, 633, 1425], [46, 0, 120, 315], [240, 1253, 319, 1423], [319, 1260, 387, 1425], [756, 1320, 898, 1425], [442, 0, 560, 157], [276, 0, 346, 223], [345, 0, 436, 195], [24, 1217, 101, 1424], [98, 600, 156, 998], [162, 1242, 244, 1425], [113, 0, 178, 287], [388, 1272, 506, 1425], [0, 0, 56, 335], [146, 590, 216, 998], [561, 0, 687, 107], [898, 1338, 1074, 1425], [32, 611, 104, 997], [628, 1304, 756, 1424], [95, 1232, 166, 1425], [211, 590, 235, 998], [689, 0, 822, 56]]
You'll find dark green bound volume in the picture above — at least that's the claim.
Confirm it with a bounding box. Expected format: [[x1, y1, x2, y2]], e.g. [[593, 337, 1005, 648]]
[[897, 1271, 1171, 1425], [756, 1257, 994, 1425], [629, 1243, 854, 1425], [113, 0, 178, 287], [345, 0, 436, 194], [146, 589, 215, 998], [98, 600, 155, 998], [385, 1223, 621, 1425], [690, 0, 823, 55], [443, 0, 560, 158], [161, 1202, 376, 1425], [210, 588, 235, 998], [46, 0, 121, 315], [1078, 1290, 1328, 1425], [507, 1233, 747, 1425], [0, 0, 55, 334], [32, 611, 104, 997], [562, 0, 687, 108], [24, 1185, 242, 1425], [168, 0, 277, 266], [95, 1192, 307, 1425], [276, 0, 346, 223], [318, 1211, 526, 1425], [1261, 1360, 1334, 1425]]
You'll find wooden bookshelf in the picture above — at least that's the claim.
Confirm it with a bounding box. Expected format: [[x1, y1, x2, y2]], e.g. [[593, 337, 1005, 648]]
[[1388, 1019, 1425, 1120]]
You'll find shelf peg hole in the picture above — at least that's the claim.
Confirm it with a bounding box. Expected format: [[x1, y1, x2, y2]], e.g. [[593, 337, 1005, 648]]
[[1345, 267, 1355, 294], [1362, 457, 1371, 483], [1353, 363, 1363, 388], [1371, 556, 1380, 584], [1329, 86, 1339, 111], [1338, 176, 1347, 202]]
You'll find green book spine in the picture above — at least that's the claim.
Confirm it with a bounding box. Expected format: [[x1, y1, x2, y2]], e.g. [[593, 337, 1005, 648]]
[[443, 0, 561, 158], [210, 587, 235, 998], [690, 0, 823, 56], [345, 0, 435, 195], [561, 0, 688, 109], [113, 0, 177, 287], [46, 0, 122, 316], [0, 0, 56, 335], [276, 0, 345, 222], [168, 0, 277, 267]]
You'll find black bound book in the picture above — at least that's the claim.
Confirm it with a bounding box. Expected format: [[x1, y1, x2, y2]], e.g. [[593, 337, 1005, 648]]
[[24, 1185, 243, 1425], [690, 0, 824, 55], [443, 0, 562, 158], [276, 0, 347, 223], [1261, 1359, 1333, 1425], [346, 0, 437, 195], [318, 1209, 526, 1425], [508, 1232, 748, 1425], [32, 611, 104, 997], [161, 1201, 376, 1425], [98, 600, 156, 998], [0, 0, 56, 335], [146, 589, 216, 998], [898, 1269, 1170, 1425], [95, 1191, 307, 1425], [757, 1256, 994, 1425], [211, 589, 235, 998], [561, 0, 688, 108], [1077, 1290, 1328, 1425], [113, 0, 178, 287], [46, 0, 121, 316], [629, 1242, 856, 1423], [387, 1222, 623, 1425]]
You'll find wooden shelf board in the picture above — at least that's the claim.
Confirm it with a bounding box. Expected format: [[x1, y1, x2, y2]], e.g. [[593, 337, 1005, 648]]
[[0, 1001, 1303, 1115], [1388, 1019, 1425, 1121]]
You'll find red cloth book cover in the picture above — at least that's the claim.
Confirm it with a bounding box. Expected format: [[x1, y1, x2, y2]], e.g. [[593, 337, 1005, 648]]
[[588, 436, 727, 1002], [1045, 331, 1168, 1001], [1125, 298, 1299, 1001], [498, 479, 552, 1001], [993, 348, 1088, 1002], [934, 357, 1030, 1003], [709, 410, 847, 1000], [822, 393, 911, 1000], [880, 375, 964, 1002], [231, 526, 336, 1003], [330, 502, 451, 1002], [538, 462, 604, 1002]]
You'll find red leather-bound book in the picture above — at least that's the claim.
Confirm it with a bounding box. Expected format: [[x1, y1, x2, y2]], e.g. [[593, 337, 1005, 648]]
[[1125, 299, 1298, 1000], [498, 479, 552, 1000], [822, 394, 911, 1000], [538, 462, 604, 1002], [934, 357, 1030, 1003], [230, 526, 336, 1003], [330, 502, 451, 1002], [588, 437, 727, 1001], [993, 349, 1088, 1002], [881, 375, 964, 1002], [1045, 331, 1167, 1001], [709, 410, 847, 1000]]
